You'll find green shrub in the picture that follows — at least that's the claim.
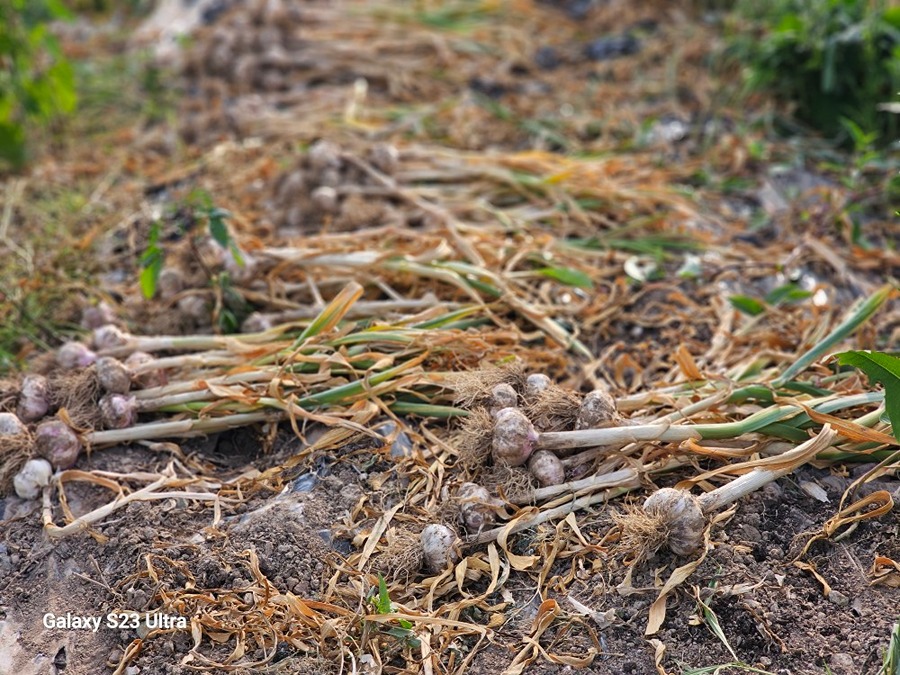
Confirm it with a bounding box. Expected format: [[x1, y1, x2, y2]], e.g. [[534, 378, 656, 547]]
[[0, 0, 77, 169], [725, 0, 900, 144]]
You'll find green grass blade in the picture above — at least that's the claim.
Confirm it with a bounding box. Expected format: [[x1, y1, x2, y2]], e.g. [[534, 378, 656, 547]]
[[291, 358, 422, 408], [291, 281, 365, 348], [388, 401, 467, 417], [412, 305, 485, 329], [329, 330, 417, 347], [878, 620, 900, 675], [696, 592, 738, 662], [772, 284, 894, 387]]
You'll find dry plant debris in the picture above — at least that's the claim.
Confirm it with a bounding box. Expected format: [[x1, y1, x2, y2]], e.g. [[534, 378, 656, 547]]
[[0, 0, 898, 673]]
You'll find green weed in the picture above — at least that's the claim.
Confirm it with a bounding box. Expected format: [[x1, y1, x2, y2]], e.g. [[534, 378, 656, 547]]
[[724, 0, 900, 145], [0, 0, 77, 169], [368, 573, 421, 650]]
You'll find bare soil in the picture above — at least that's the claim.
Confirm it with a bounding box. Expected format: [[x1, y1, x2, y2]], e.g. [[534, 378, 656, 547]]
[[1, 1, 898, 674], [3, 432, 897, 674]]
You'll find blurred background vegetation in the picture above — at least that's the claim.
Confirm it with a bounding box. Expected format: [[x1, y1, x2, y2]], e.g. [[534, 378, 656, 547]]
[[725, 0, 900, 147], [0, 0, 77, 168], [1, 0, 898, 171]]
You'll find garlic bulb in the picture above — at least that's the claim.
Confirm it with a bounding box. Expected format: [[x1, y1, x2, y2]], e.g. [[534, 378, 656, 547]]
[[124, 351, 166, 388], [99, 394, 137, 429], [13, 458, 53, 500], [311, 186, 339, 214], [420, 524, 460, 573], [92, 324, 128, 351], [36, 419, 82, 470], [0, 412, 27, 436], [643, 488, 706, 556], [575, 389, 618, 430], [308, 140, 341, 172], [96, 357, 131, 394], [528, 450, 565, 487], [457, 482, 496, 532], [17, 374, 49, 422], [157, 268, 185, 300], [524, 373, 551, 400], [370, 143, 399, 175], [489, 383, 517, 415], [492, 407, 538, 467], [57, 342, 97, 369], [80, 302, 117, 330]]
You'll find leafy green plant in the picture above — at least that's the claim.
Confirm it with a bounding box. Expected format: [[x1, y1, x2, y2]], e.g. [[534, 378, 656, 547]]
[[729, 282, 813, 316], [211, 272, 250, 334], [724, 0, 900, 144], [836, 350, 900, 441], [139, 191, 244, 300], [0, 0, 77, 168], [368, 573, 421, 649]]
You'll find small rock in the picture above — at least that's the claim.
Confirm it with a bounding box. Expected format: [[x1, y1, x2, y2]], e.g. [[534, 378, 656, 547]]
[[800, 480, 829, 503], [828, 590, 849, 607], [331, 538, 353, 555], [469, 77, 506, 99], [849, 463, 878, 479], [534, 46, 560, 70], [647, 116, 689, 144], [374, 421, 413, 458], [584, 34, 640, 61], [340, 484, 364, 504], [829, 653, 855, 673], [107, 647, 123, 665], [287, 471, 318, 493], [819, 474, 846, 495], [736, 524, 762, 544]]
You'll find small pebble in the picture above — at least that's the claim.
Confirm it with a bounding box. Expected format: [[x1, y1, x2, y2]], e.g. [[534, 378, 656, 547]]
[[760, 482, 783, 504], [828, 590, 849, 607], [468, 77, 506, 99], [736, 524, 762, 544], [136, 620, 150, 639], [829, 653, 854, 672], [584, 34, 640, 61], [534, 46, 560, 70], [374, 421, 413, 458], [288, 471, 318, 493]]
